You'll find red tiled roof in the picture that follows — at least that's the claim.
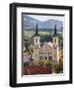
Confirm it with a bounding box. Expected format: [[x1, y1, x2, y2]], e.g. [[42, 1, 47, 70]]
[[24, 66, 52, 75]]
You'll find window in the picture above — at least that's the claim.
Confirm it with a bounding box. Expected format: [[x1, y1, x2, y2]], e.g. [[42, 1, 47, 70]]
[[45, 56, 47, 60], [54, 47, 57, 50], [40, 56, 41, 60], [36, 38, 37, 43], [49, 56, 52, 60], [54, 39, 56, 42], [40, 56, 43, 60]]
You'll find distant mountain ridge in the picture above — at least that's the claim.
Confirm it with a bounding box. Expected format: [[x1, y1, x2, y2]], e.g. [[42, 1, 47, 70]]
[[23, 15, 63, 31]]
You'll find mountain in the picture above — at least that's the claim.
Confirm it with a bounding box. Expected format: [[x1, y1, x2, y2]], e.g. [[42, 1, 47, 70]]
[[23, 15, 63, 31]]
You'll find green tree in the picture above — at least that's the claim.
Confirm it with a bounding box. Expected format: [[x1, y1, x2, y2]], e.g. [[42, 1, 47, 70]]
[[54, 59, 63, 73]]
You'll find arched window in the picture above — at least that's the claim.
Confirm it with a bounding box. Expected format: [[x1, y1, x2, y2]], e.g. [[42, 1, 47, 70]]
[[36, 38, 37, 43], [54, 38, 56, 42]]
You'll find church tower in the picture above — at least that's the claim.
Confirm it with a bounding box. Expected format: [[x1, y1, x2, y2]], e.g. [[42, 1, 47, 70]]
[[53, 25, 59, 64], [34, 24, 40, 48]]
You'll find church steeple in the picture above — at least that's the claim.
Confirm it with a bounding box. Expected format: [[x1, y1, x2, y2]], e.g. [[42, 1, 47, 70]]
[[53, 25, 59, 64], [53, 25, 57, 37], [35, 24, 39, 36], [34, 24, 40, 47]]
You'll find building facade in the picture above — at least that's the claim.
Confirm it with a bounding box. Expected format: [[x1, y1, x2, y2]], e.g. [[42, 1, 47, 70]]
[[33, 24, 60, 64]]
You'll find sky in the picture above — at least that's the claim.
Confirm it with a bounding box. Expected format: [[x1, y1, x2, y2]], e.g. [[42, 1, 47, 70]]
[[27, 15, 64, 22]]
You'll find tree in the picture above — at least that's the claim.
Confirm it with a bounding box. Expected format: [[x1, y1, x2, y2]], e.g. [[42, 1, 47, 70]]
[[59, 59, 63, 72], [38, 60, 54, 73], [54, 59, 63, 73]]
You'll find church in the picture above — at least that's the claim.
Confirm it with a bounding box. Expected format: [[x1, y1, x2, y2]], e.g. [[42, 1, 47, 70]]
[[32, 24, 60, 64]]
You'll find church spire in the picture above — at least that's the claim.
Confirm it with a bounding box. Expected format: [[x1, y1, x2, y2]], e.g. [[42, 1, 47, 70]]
[[53, 25, 57, 36], [35, 24, 39, 36]]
